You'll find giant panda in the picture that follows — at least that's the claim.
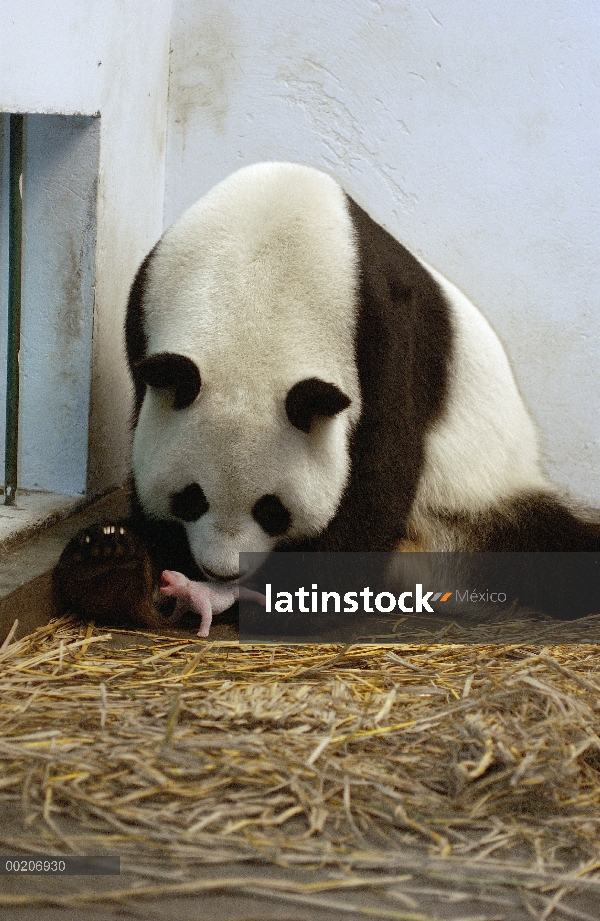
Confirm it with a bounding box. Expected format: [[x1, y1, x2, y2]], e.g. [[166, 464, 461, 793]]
[[55, 162, 600, 626]]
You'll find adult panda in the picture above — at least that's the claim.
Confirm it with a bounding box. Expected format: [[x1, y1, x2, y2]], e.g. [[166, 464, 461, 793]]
[[55, 162, 600, 624]]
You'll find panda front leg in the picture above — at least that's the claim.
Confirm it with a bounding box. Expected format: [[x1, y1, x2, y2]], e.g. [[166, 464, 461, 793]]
[[52, 522, 162, 628]]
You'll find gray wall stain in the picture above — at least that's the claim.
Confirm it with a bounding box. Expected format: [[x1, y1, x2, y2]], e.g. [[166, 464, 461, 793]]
[[53, 159, 98, 377], [169, 0, 243, 142]]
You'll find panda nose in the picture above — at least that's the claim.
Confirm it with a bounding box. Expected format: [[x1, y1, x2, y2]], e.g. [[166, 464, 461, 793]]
[[201, 565, 239, 583]]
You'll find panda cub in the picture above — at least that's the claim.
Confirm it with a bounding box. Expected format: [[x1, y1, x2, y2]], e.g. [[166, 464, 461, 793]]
[[55, 162, 600, 625]]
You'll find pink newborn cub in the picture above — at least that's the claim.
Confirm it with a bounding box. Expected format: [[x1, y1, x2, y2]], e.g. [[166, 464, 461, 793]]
[[160, 571, 266, 637]]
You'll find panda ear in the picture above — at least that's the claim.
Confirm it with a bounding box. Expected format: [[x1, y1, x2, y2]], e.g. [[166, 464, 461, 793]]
[[285, 377, 351, 433], [135, 352, 201, 410]]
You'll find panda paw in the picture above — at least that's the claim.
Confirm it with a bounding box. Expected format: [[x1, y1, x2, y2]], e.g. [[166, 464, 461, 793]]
[[53, 522, 160, 627]]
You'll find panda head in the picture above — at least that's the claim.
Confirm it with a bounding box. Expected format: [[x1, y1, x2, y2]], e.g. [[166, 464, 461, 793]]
[[129, 163, 362, 581], [132, 354, 354, 580]]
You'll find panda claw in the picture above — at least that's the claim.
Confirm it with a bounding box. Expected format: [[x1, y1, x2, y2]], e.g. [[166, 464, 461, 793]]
[[53, 522, 158, 627]]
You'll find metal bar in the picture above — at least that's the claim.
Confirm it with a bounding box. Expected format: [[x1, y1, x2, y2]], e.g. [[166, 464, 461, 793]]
[[4, 114, 24, 506]]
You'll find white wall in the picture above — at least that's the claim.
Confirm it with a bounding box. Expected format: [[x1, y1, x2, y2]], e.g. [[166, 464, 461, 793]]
[[1, 0, 597, 507], [0, 0, 172, 495], [165, 0, 600, 506]]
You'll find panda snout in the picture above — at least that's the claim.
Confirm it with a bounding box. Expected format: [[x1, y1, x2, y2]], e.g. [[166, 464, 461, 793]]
[[201, 565, 240, 584], [200, 566, 240, 584]]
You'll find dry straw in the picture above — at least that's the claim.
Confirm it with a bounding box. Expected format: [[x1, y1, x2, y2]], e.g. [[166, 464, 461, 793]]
[[2, 614, 600, 917]]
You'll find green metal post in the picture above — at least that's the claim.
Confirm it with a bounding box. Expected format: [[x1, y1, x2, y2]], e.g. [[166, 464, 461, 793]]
[[4, 114, 24, 506]]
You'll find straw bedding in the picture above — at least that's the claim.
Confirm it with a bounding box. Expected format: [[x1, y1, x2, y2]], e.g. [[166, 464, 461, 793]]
[[2, 614, 600, 917]]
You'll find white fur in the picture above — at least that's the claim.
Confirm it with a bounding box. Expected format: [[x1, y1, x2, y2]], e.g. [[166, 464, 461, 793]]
[[407, 261, 552, 547], [133, 163, 361, 578]]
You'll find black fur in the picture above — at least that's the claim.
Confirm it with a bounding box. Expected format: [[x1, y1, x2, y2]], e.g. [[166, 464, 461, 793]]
[[125, 246, 156, 418], [136, 352, 201, 410], [130, 479, 202, 578], [170, 483, 209, 522], [252, 494, 291, 537], [443, 492, 600, 553], [285, 378, 351, 433], [282, 195, 453, 553], [428, 494, 600, 618]]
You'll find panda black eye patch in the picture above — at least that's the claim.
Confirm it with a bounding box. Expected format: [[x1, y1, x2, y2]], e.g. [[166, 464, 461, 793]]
[[170, 483, 209, 521], [252, 494, 291, 537], [285, 377, 351, 434], [136, 352, 201, 409]]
